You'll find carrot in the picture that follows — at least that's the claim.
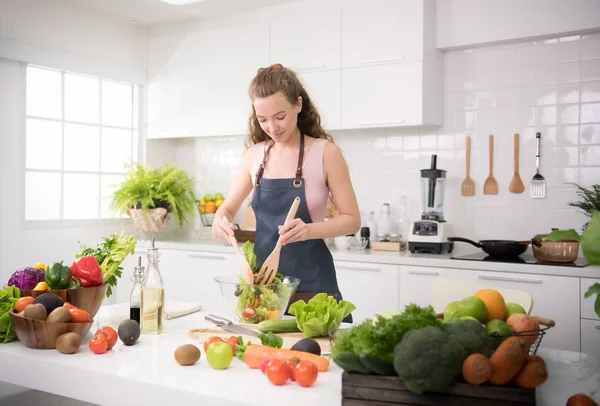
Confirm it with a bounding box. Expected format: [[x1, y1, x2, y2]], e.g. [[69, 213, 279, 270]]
[[488, 336, 528, 385], [512, 355, 548, 389], [243, 344, 330, 372], [462, 353, 492, 385]]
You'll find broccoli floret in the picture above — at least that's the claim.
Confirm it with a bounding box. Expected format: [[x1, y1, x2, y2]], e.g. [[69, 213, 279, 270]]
[[393, 326, 465, 394], [441, 319, 493, 357]]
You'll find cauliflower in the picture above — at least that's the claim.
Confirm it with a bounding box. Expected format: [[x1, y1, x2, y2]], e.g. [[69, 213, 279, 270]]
[[441, 319, 493, 358], [393, 326, 465, 394]]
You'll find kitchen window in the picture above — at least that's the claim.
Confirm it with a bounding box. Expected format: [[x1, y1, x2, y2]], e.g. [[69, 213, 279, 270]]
[[24, 65, 139, 223]]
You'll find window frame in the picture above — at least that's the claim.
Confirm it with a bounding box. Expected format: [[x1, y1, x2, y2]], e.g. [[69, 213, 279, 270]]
[[19, 62, 144, 229]]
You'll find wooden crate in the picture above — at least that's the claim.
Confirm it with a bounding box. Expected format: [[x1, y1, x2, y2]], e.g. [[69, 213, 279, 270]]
[[342, 372, 535, 406]]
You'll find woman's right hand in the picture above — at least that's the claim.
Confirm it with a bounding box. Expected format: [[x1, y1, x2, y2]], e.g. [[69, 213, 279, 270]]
[[212, 215, 235, 244]]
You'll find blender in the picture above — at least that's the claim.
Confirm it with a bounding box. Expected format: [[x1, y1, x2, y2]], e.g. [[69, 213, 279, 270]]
[[408, 155, 454, 254]]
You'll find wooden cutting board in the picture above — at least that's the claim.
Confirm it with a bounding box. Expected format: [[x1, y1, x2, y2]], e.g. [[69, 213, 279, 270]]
[[189, 326, 333, 354]]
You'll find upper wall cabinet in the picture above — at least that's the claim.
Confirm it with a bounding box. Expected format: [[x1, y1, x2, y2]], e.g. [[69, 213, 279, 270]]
[[341, 0, 423, 68], [147, 22, 269, 138]]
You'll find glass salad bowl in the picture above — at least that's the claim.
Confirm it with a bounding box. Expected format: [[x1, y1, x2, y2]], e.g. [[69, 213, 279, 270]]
[[214, 274, 300, 324]]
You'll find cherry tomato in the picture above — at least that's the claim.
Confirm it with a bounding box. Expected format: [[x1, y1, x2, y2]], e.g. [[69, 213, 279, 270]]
[[15, 296, 35, 313], [284, 357, 300, 381], [266, 359, 290, 386], [203, 336, 223, 353], [96, 326, 118, 350], [295, 360, 318, 387], [69, 308, 90, 323], [89, 333, 108, 354], [260, 359, 270, 374], [226, 336, 238, 355], [63, 302, 77, 310]]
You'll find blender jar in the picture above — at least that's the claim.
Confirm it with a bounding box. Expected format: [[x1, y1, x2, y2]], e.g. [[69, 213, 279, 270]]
[[420, 155, 447, 221]]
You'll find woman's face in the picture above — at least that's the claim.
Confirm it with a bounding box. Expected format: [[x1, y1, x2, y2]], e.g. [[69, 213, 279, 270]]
[[253, 91, 302, 143]]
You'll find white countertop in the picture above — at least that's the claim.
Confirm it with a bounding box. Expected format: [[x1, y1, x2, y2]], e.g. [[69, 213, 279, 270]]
[[136, 237, 600, 279], [1, 303, 598, 406]]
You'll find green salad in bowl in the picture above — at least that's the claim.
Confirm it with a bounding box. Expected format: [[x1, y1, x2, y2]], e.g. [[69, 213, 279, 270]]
[[214, 242, 300, 324]]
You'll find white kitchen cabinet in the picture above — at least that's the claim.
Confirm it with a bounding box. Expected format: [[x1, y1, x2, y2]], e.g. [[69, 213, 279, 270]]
[[270, 10, 341, 71], [334, 260, 399, 324], [147, 22, 270, 138], [581, 278, 600, 320], [298, 70, 341, 130], [581, 318, 600, 357], [398, 266, 447, 310], [446, 269, 580, 353], [341, 0, 424, 68]]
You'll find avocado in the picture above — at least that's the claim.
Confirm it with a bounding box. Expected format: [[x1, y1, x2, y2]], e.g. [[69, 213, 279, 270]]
[[47, 307, 71, 323], [23, 303, 47, 321], [118, 319, 140, 346], [33, 293, 64, 314], [290, 338, 321, 356]]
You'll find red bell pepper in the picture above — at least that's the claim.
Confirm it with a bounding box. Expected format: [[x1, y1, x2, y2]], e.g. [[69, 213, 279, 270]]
[[70, 256, 103, 287]]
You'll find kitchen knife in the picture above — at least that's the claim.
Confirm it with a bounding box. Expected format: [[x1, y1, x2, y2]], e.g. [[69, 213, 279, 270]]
[[204, 314, 260, 337]]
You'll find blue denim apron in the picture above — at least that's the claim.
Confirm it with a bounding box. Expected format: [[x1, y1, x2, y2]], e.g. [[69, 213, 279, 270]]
[[251, 134, 352, 323]]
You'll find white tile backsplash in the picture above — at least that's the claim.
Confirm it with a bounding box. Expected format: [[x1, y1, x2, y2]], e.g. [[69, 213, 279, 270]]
[[151, 35, 600, 240]]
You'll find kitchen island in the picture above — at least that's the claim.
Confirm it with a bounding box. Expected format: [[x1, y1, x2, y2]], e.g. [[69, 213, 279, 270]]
[[0, 303, 598, 406]]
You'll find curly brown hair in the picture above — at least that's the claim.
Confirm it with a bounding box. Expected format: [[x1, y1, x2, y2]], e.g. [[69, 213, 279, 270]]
[[245, 64, 334, 149]]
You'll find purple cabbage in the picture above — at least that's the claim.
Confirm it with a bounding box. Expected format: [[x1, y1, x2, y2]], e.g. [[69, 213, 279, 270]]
[[7, 267, 45, 290]]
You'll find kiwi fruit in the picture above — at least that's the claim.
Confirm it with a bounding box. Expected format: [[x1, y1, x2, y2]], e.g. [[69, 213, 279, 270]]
[[118, 319, 141, 346], [47, 307, 72, 323], [23, 303, 47, 321], [56, 332, 81, 354], [174, 344, 201, 366], [33, 293, 64, 314]]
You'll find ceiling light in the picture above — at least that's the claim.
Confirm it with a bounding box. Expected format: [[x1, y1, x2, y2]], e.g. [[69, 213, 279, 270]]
[[159, 0, 207, 5]]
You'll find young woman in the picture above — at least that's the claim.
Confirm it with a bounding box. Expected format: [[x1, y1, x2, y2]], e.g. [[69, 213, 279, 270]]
[[212, 64, 361, 321]]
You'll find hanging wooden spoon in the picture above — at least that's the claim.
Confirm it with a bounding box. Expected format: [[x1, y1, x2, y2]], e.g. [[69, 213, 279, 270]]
[[483, 134, 498, 195], [509, 133, 525, 194], [461, 136, 475, 196]]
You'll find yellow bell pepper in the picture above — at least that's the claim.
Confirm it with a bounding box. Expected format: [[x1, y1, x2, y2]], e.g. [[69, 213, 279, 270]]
[[33, 281, 49, 291], [32, 262, 48, 272], [265, 310, 281, 320]]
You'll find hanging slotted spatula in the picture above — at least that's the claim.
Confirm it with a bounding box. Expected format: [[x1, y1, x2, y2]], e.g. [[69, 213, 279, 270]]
[[530, 132, 546, 199], [461, 136, 475, 196], [483, 135, 498, 195], [255, 196, 300, 285], [509, 133, 525, 194]]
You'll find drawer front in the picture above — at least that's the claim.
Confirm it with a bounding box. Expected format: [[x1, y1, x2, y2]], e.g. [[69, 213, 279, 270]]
[[581, 278, 600, 321], [446, 269, 580, 352], [581, 318, 600, 356], [399, 267, 447, 310]]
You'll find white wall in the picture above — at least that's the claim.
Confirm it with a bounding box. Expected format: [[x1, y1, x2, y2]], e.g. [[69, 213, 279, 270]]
[[154, 33, 600, 243], [436, 0, 600, 50]]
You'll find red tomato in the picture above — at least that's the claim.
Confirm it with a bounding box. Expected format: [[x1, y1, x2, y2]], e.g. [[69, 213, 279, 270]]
[[260, 359, 270, 374], [284, 357, 300, 382], [226, 336, 238, 355], [203, 336, 223, 353], [266, 359, 290, 386], [89, 333, 108, 355], [15, 297, 35, 313], [96, 326, 118, 350], [295, 360, 318, 387], [567, 394, 597, 406], [63, 302, 77, 310], [69, 308, 90, 323]]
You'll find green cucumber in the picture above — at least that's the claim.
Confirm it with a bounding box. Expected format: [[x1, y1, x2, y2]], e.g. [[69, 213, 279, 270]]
[[257, 318, 300, 333], [332, 351, 372, 374], [359, 353, 396, 376]]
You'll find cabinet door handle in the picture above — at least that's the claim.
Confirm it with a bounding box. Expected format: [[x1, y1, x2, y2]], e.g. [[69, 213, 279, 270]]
[[357, 56, 406, 65], [407, 270, 440, 276], [596, 325, 600, 331], [356, 120, 405, 127], [336, 265, 381, 272], [478, 275, 543, 284], [188, 253, 227, 261]]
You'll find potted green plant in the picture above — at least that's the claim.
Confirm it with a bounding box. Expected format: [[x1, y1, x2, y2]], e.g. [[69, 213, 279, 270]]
[[567, 183, 600, 265], [110, 162, 197, 232]]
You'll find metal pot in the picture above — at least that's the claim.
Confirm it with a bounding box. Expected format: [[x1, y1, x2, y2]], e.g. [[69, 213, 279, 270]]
[[532, 234, 580, 263]]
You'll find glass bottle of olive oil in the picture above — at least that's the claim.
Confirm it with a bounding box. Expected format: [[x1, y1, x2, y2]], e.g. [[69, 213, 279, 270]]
[[141, 238, 164, 334]]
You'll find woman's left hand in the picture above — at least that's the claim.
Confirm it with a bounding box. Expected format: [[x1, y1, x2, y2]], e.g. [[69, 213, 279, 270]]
[[278, 218, 310, 246]]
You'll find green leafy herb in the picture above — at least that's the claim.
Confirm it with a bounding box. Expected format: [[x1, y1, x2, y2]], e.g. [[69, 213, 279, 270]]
[[76, 232, 137, 297], [258, 332, 283, 348], [584, 283, 600, 319], [567, 183, 600, 231], [288, 293, 356, 338], [241, 241, 256, 270], [0, 286, 20, 344]]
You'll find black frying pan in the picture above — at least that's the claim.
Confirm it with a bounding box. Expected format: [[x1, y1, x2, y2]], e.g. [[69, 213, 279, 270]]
[[448, 237, 539, 258]]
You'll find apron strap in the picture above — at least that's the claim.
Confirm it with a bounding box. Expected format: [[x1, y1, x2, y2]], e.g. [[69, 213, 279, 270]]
[[294, 133, 304, 188], [255, 140, 274, 187]]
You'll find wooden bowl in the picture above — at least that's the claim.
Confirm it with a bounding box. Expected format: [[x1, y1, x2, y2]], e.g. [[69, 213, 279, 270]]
[[9, 310, 93, 349], [19, 283, 108, 319]]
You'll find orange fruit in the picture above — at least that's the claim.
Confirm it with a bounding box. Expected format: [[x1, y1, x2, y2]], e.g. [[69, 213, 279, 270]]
[[474, 289, 506, 323]]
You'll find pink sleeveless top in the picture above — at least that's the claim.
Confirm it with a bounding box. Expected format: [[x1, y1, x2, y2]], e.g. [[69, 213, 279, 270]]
[[251, 138, 329, 223]]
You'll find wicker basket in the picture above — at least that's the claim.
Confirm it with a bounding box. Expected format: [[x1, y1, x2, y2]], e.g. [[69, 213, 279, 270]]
[[127, 207, 173, 233]]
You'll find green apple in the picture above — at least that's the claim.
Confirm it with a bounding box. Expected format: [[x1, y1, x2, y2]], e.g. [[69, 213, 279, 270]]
[[215, 192, 224, 201], [206, 341, 233, 370], [459, 316, 480, 322], [505, 303, 527, 319], [444, 301, 460, 321], [456, 296, 487, 323], [486, 319, 513, 349], [204, 194, 214, 203]]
